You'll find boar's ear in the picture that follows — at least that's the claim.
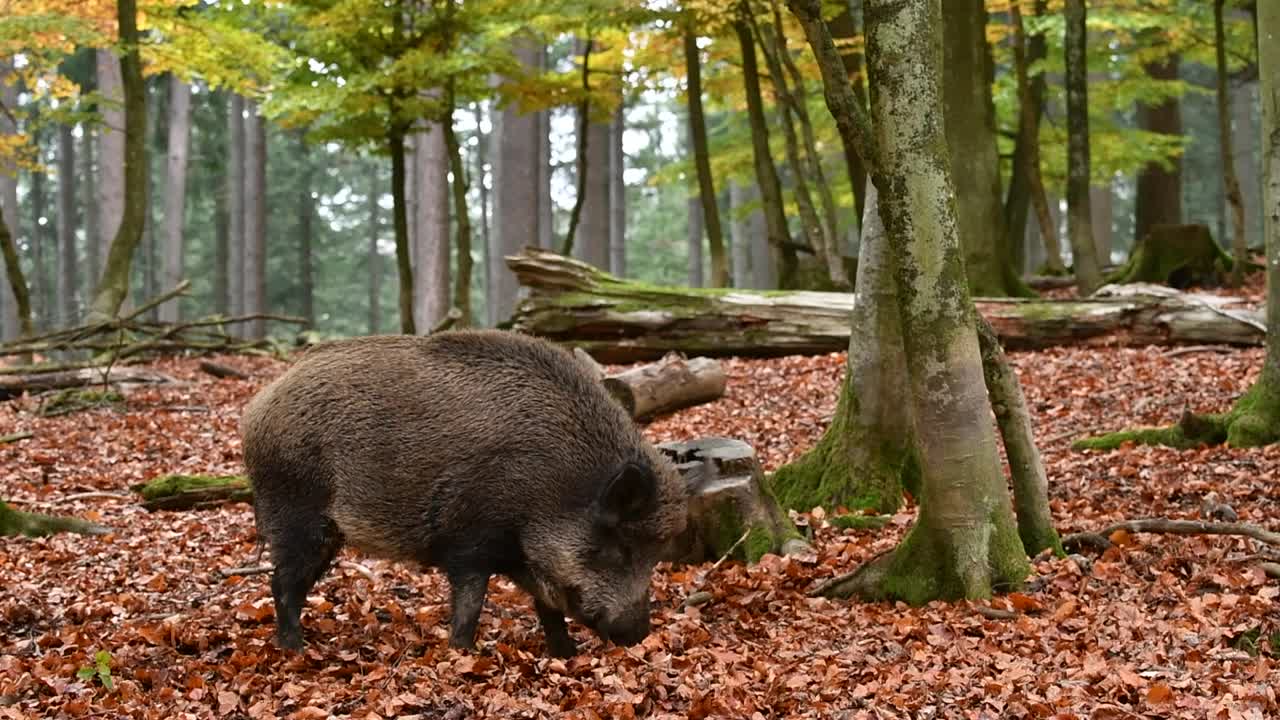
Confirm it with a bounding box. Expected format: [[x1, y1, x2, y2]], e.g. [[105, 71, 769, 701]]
[[595, 462, 658, 529]]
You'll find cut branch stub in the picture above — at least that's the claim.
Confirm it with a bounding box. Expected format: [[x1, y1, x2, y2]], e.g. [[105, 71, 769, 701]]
[[658, 437, 809, 564]]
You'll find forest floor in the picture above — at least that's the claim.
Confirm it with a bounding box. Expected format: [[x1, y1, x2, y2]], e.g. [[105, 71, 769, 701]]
[[2, 306, 1279, 717]]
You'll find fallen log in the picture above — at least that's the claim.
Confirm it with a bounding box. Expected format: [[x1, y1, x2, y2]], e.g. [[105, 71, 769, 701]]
[[604, 354, 726, 420], [503, 248, 1265, 363], [0, 366, 177, 400], [573, 348, 726, 420], [132, 474, 252, 511]]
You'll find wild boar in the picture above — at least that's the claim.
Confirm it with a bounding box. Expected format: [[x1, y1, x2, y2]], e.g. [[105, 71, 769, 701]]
[[239, 330, 693, 657]]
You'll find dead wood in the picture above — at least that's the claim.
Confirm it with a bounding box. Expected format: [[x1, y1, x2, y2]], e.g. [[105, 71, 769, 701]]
[[1062, 518, 1280, 553]]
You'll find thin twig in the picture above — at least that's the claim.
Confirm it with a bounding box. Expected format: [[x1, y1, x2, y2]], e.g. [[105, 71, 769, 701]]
[[1162, 344, 1235, 358], [0, 431, 33, 444]]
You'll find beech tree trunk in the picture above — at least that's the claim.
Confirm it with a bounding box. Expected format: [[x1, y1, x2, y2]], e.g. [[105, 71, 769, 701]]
[[30, 130, 51, 328], [81, 125, 100, 306], [241, 101, 266, 338], [389, 128, 416, 334], [295, 131, 315, 326], [1064, 0, 1103, 295], [491, 33, 543, 324], [1216, 0, 1248, 288], [368, 161, 382, 334], [942, 0, 1024, 297], [160, 76, 191, 324], [1134, 53, 1183, 244], [56, 124, 79, 326], [443, 86, 473, 328], [576, 40, 612, 272], [95, 49, 125, 284], [87, 0, 148, 322], [735, 9, 797, 288], [411, 121, 450, 332], [227, 95, 245, 317], [849, 0, 1029, 603], [609, 104, 626, 278], [728, 181, 752, 288], [0, 59, 18, 340], [770, 183, 916, 515], [684, 24, 728, 287], [0, 207, 32, 338]]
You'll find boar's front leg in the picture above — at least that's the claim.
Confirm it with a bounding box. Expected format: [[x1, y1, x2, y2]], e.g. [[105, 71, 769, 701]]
[[445, 571, 489, 650], [533, 600, 577, 658]]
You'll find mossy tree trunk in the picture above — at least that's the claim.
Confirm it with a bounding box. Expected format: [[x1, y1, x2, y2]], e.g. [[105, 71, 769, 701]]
[[1078, 14, 1280, 451], [942, 0, 1031, 298], [771, 184, 917, 515], [794, 0, 1029, 603], [86, 0, 148, 322], [976, 318, 1062, 557], [1063, 0, 1103, 296]]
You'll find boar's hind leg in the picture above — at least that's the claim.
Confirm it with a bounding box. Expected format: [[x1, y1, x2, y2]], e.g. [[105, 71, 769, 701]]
[[445, 571, 490, 650], [534, 600, 577, 658], [269, 515, 343, 651]]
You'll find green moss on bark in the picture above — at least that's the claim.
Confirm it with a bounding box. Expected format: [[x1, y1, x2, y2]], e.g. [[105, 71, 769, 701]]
[[1107, 223, 1233, 288], [829, 514, 891, 530], [133, 473, 249, 501], [0, 501, 111, 537], [1075, 372, 1280, 450]]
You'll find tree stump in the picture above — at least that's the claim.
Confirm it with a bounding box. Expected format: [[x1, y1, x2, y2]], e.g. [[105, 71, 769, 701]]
[[658, 437, 809, 564], [1108, 223, 1234, 288]]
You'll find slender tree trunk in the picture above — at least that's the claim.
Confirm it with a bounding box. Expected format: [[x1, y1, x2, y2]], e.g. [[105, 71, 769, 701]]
[[537, 76, 554, 250], [772, 0, 847, 288], [443, 85, 473, 327], [728, 181, 751, 288], [943, 0, 1025, 297], [160, 76, 191, 323], [30, 132, 51, 328], [492, 34, 542, 324], [687, 194, 704, 287], [80, 125, 99, 304], [0, 207, 32, 338], [1007, 0, 1064, 275], [609, 104, 627, 278], [296, 131, 315, 326], [1090, 183, 1112, 264], [390, 128, 416, 334], [227, 95, 245, 317], [472, 103, 490, 291], [754, 14, 830, 283], [1064, 0, 1102, 295], [683, 23, 729, 286], [1216, 0, 1249, 287], [0, 58, 17, 339], [574, 40, 612, 271], [1234, 81, 1261, 251], [825, 3, 868, 222], [771, 182, 916, 514], [208, 92, 230, 316], [1134, 53, 1183, 244], [56, 124, 78, 326], [95, 49, 125, 285], [368, 161, 382, 334], [87, 0, 148, 321], [734, 9, 797, 288], [241, 101, 266, 338], [412, 121, 450, 331]]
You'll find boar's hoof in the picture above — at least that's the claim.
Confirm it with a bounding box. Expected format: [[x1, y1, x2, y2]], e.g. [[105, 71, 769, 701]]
[[545, 634, 578, 658], [276, 630, 305, 652]]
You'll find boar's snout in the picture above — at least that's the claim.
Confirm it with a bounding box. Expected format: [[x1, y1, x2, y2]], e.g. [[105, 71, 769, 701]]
[[594, 601, 650, 646]]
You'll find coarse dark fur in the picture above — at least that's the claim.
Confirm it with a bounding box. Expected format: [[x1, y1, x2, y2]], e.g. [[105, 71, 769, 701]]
[[239, 330, 690, 657]]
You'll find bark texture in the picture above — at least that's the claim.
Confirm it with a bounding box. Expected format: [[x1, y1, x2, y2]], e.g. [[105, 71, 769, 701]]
[[1063, 0, 1103, 295], [0, 59, 18, 339], [87, 2, 147, 322], [390, 130, 415, 334], [56, 124, 79, 326], [95, 49, 125, 279], [241, 102, 266, 338], [942, 0, 1024, 297], [770, 184, 916, 515], [845, 0, 1029, 603], [684, 25, 728, 286], [1134, 53, 1184, 244], [367, 162, 382, 334], [411, 123, 450, 332], [160, 76, 191, 323], [227, 95, 245, 317], [1215, 0, 1248, 288]]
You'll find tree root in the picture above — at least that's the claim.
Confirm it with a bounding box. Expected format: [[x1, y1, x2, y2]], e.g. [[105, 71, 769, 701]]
[[0, 500, 112, 537], [1062, 518, 1280, 553]]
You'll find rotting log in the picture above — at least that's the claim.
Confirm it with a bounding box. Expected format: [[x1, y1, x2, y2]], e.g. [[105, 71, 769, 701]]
[[503, 248, 1264, 362], [132, 474, 251, 511], [0, 366, 176, 400], [658, 437, 810, 564], [0, 500, 111, 537], [603, 353, 726, 420]]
